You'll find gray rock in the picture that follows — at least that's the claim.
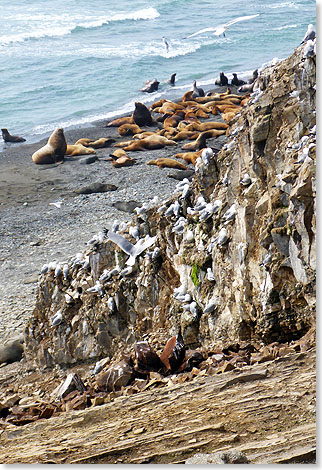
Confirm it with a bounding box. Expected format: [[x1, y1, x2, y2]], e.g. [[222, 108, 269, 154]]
[[79, 155, 98, 164], [185, 450, 249, 464], [74, 182, 118, 194]]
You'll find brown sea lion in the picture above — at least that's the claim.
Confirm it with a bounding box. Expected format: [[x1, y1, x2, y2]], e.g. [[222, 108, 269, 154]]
[[87, 138, 115, 148], [133, 102, 153, 127], [110, 148, 127, 158], [191, 121, 229, 131], [172, 130, 199, 141], [74, 138, 92, 146], [106, 116, 134, 127], [1, 128, 26, 143], [147, 158, 187, 170], [65, 144, 96, 157], [32, 128, 67, 165], [110, 155, 136, 168], [173, 150, 203, 166], [118, 124, 143, 136], [150, 98, 167, 109], [181, 131, 212, 151], [181, 90, 194, 102], [222, 111, 240, 122], [163, 111, 185, 128], [122, 134, 177, 151]]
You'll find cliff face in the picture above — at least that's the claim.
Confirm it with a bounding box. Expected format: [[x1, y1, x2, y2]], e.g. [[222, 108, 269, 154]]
[[25, 45, 316, 367]]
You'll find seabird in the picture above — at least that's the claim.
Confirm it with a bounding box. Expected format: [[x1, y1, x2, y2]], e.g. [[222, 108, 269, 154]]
[[185, 14, 260, 39], [106, 231, 157, 266], [301, 24, 316, 44]]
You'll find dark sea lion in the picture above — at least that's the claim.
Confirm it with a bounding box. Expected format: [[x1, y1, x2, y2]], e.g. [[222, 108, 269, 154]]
[[238, 82, 255, 93], [0, 337, 24, 365], [167, 73, 176, 85], [1, 128, 26, 143], [215, 72, 229, 86], [132, 102, 154, 127], [167, 169, 195, 180], [231, 73, 245, 86], [192, 80, 205, 98], [140, 78, 160, 93], [248, 69, 258, 84], [32, 128, 67, 165]]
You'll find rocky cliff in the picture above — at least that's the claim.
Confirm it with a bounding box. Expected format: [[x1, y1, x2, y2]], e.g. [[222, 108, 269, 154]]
[[24, 45, 316, 368]]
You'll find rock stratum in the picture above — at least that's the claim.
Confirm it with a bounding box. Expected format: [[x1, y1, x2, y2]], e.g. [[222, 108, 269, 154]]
[[0, 44, 316, 464]]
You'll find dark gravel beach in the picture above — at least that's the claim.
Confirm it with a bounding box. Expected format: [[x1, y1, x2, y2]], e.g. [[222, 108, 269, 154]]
[[0, 110, 228, 340]]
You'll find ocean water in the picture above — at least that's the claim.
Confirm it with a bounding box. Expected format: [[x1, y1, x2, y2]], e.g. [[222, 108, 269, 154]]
[[0, 0, 316, 149]]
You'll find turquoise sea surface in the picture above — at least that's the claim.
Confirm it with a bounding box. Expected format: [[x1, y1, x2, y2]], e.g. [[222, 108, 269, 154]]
[[0, 0, 316, 148]]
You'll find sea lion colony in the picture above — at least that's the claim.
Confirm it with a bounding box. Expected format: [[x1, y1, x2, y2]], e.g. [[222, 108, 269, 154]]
[[30, 80, 252, 167]]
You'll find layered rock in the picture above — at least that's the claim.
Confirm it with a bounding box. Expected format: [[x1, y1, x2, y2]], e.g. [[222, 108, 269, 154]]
[[24, 45, 316, 367]]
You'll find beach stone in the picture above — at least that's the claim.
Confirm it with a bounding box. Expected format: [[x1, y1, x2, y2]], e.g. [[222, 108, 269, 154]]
[[74, 182, 118, 194], [51, 373, 86, 399], [185, 450, 249, 464], [111, 200, 140, 213], [79, 155, 98, 164]]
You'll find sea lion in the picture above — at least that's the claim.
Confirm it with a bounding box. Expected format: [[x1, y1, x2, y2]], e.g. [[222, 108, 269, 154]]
[[231, 73, 245, 86], [215, 72, 229, 86], [172, 130, 199, 141], [122, 134, 177, 151], [1, 128, 26, 143], [150, 98, 167, 109], [87, 138, 115, 148], [147, 158, 187, 170], [32, 128, 67, 165], [118, 124, 143, 136], [140, 78, 160, 93], [163, 111, 185, 128], [181, 131, 212, 151], [106, 116, 134, 127], [110, 148, 127, 158], [167, 73, 176, 85], [247, 69, 258, 84], [74, 138, 92, 146], [192, 80, 205, 98], [191, 121, 229, 131], [238, 82, 255, 93], [173, 150, 203, 166], [65, 144, 96, 156], [110, 155, 136, 167], [222, 110, 240, 122], [133, 102, 154, 127], [0, 337, 24, 364], [168, 169, 195, 180], [181, 90, 194, 102]]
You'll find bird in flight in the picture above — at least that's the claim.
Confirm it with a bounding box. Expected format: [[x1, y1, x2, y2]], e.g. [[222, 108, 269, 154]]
[[185, 14, 260, 39]]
